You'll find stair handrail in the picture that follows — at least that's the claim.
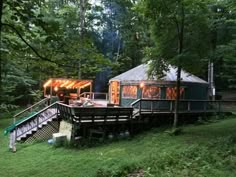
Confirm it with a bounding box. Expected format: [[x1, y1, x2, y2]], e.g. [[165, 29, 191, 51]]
[[14, 102, 58, 128], [5, 102, 59, 136], [130, 99, 141, 107], [13, 97, 50, 123], [130, 99, 142, 117]]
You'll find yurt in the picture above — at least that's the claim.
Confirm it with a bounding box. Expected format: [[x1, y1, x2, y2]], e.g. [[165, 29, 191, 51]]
[[109, 63, 209, 107]]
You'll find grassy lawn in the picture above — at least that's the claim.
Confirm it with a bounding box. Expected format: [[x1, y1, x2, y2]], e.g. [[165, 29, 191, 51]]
[[0, 116, 236, 177]]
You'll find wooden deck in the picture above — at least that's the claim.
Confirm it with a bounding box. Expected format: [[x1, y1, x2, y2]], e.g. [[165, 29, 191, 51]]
[[57, 100, 236, 123], [9, 99, 235, 149], [56, 100, 236, 139]]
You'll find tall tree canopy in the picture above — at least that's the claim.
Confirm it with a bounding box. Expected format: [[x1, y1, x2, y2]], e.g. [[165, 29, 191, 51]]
[[140, 0, 211, 76], [0, 0, 110, 107], [210, 0, 236, 90], [1, 0, 236, 112]]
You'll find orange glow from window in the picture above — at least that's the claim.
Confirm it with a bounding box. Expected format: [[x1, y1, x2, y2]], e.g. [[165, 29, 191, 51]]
[[166, 87, 184, 99]]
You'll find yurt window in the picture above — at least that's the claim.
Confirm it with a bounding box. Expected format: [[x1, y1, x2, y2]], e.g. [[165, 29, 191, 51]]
[[122, 86, 138, 99], [142, 86, 161, 99], [166, 87, 185, 99], [110, 81, 120, 104]]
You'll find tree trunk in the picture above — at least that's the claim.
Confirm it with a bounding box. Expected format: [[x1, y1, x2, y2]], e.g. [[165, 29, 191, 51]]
[[78, 0, 85, 79], [173, 66, 181, 128], [173, 2, 184, 129], [116, 31, 121, 61], [0, 0, 4, 100]]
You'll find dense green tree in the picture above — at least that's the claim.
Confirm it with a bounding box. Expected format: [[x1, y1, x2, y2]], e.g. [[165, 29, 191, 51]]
[[0, 0, 110, 109], [1, 0, 43, 107], [1, 0, 236, 113], [209, 0, 236, 91], [0, 0, 3, 97], [141, 0, 211, 128]]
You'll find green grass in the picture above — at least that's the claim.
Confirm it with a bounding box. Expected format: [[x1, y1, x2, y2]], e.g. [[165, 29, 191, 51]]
[[1, 116, 236, 177]]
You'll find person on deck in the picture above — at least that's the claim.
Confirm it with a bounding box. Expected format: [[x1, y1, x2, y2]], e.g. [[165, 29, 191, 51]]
[[57, 91, 65, 102]]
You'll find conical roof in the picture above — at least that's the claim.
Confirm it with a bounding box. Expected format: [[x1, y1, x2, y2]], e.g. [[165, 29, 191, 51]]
[[110, 63, 207, 84]]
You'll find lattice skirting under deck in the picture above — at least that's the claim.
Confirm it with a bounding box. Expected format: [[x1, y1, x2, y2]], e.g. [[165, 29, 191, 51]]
[[24, 120, 59, 143]]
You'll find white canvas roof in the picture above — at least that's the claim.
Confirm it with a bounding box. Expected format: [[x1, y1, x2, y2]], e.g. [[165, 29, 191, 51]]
[[110, 63, 208, 84]]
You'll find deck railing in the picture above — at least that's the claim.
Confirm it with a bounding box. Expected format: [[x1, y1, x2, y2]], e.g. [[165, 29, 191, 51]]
[[57, 103, 74, 121], [131, 99, 236, 116], [57, 102, 133, 123], [13, 97, 49, 123]]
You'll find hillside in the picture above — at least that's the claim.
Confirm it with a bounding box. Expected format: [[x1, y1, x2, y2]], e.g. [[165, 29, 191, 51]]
[[0, 116, 236, 177]]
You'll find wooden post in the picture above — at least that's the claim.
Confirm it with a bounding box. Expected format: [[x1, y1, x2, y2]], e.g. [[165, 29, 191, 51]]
[[187, 101, 190, 111], [77, 87, 81, 97], [90, 83, 92, 94], [13, 129, 17, 152], [50, 82, 53, 105]]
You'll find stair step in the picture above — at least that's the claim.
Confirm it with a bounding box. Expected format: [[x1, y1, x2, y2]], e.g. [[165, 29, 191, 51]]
[[25, 120, 59, 143], [15, 107, 58, 141]]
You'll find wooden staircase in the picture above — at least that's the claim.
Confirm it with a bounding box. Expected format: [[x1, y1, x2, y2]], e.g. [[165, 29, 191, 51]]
[[7, 102, 59, 151]]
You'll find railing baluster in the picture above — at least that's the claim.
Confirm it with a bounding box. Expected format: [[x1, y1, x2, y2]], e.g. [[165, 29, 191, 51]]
[[170, 100, 173, 112], [188, 101, 190, 111]]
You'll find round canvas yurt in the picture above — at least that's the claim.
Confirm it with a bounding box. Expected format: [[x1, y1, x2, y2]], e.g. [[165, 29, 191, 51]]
[[109, 63, 209, 107]]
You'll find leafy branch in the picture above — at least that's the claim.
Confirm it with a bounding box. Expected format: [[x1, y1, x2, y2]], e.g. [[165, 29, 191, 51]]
[[1, 22, 78, 69]]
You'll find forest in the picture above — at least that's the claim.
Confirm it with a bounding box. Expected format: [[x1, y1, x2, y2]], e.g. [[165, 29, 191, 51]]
[[1, 0, 236, 112]]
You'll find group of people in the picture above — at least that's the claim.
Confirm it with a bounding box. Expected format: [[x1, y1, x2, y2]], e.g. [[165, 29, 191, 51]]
[[69, 94, 94, 107]]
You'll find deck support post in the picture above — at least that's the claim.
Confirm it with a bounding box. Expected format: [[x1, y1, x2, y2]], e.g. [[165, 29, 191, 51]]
[[50, 83, 53, 104], [12, 129, 17, 152]]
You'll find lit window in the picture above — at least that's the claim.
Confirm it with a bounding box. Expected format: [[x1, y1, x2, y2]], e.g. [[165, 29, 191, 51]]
[[166, 87, 185, 99], [122, 86, 137, 99], [142, 86, 161, 99]]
